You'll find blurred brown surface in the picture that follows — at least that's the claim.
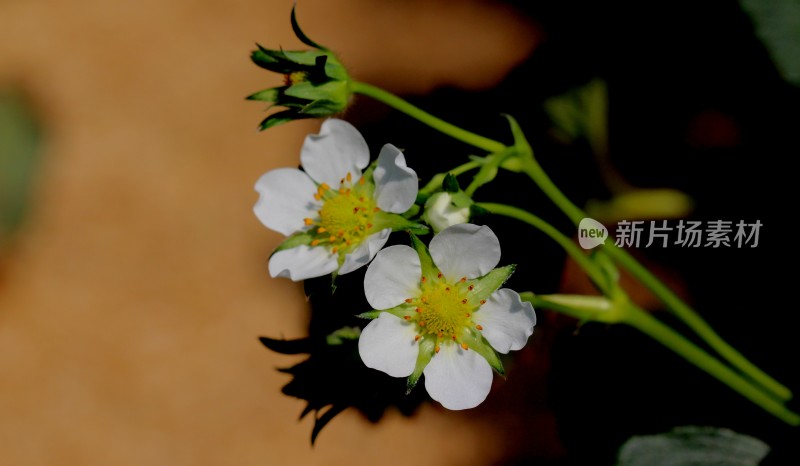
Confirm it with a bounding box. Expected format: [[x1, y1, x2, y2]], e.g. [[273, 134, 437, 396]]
[[0, 0, 542, 464]]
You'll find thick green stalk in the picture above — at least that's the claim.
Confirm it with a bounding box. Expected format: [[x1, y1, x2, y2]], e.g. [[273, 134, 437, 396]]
[[604, 243, 792, 402], [523, 293, 799, 426], [351, 81, 506, 154], [624, 303, 799, 425], [517, 156, 792, 402]]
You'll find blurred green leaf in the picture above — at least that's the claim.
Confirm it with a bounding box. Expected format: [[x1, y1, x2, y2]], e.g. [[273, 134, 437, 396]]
[[740, 0, 800, 86], [0, 88, 42, 251], [616, 426, 770, 465]]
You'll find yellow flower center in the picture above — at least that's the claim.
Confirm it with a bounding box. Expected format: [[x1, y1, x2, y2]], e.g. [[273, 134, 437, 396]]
[[303, 172, 378, 255], [404, 274, 485, 353]]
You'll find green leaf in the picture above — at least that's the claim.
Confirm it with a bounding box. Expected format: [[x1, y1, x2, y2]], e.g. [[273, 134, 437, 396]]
[[291, 5, 326, 50], [325, 326, 361, 345]]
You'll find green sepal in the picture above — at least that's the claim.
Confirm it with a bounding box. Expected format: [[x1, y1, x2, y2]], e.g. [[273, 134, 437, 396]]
[[371, 211, 428, 234], [285, 80, 348, 102], [461, 329, 505, 376], [409, 231, 440, 282], [325, 326, 361, 346], [246, 86, 285, 102], [469, 203, 489, 218], [251, 47, 300, 74], [291, 5, 326, 50], [270, 231, 313, 256], [258, 110, 308, 131], [468, 264, 516, 303], [300, 99, 343, 116], [280, 49, 328, 67], [503, 113, 534, 161], [356, 310, 382, 320], [406, 337, 435, 394], [442, 173, 460, 193]]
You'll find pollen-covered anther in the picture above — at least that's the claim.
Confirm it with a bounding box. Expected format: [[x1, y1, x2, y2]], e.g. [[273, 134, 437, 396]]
[[421, 277, 427, 283], [451, 335, 457, 341], [437, 273, 443, 279], [480, 299, 486, 305], [317, 227, 326, 233], [415, 307, 421, 313], [414, 335, 421, 341], [403, 316, 411, 321], [419, 321, 426, 327], [437, 331, 443, 338], [461, 299, 468, 304], [476, 324, 483, 331], [346, 172, 352, 182], [304, 218, 314, 226], [404, 298, 413, 304], [461, 343, 469, 350], [468, 285, 474, 291], [460, 277, 467, 283], [331, 246, 338, 253], [434, 345, 440, 354], [311, 239, 320, 246]]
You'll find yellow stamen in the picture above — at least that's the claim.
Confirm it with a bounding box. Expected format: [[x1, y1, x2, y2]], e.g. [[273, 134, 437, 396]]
[[461, 343, 469, 350]]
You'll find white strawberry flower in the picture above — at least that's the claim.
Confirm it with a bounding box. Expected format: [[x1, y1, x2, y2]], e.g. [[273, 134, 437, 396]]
[[358, 223, 537, 410], [254, 119, 420, 281]]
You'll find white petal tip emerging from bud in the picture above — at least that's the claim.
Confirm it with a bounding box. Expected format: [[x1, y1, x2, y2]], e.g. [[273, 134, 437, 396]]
[[423, 192, 471, 234]]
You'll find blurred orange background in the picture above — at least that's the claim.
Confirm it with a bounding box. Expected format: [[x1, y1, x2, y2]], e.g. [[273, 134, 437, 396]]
[[0, 0, 551, 464]]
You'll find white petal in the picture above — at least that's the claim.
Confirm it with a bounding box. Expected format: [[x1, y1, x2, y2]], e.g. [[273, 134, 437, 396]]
[[373, 144, 418, 213], [473, 288, 536, 353], [364, 245, 421, 310], [358, 313, 419, 378], [300, 119, 370, 188], [254, 168, 320, 236], [338, 228, 391, 275], [268, 245, 338, 281], [429, 224, 501, 280], [423, 344, 493, 410]]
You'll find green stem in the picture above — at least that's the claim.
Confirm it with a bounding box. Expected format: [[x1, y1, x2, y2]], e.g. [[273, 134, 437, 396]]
[[478, 202, 610, 294], [604, 244, 792, 402], [518, 155, 792, 402], [524, 292, 799, 425], [519, 156, 585, 225], [623, 304, 800, 425], [351, 81, 506, 154]]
